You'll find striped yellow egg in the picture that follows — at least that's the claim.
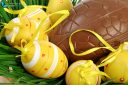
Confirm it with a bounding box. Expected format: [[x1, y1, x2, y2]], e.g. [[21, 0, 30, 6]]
[[20, 6, 51, 32], [4, 17, 35, 46], [4, 7, 50, 46], [21, 41, 68, 78], [66, 60, 101, 85]]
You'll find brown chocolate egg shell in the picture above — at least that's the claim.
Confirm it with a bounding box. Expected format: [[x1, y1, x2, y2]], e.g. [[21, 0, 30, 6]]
[[48, 0, 128, 63]]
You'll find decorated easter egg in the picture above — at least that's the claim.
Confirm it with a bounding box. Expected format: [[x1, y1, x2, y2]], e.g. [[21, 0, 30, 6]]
[[104, 42, 128, 83], [3, 4, 51, 47], [21, 41, 68, 78], [66, 60, 101, 85], [48, 0, 128, 62], [4, 16, 49, 46], [47, 0, 73, 23], [20, 6, 51, 31]]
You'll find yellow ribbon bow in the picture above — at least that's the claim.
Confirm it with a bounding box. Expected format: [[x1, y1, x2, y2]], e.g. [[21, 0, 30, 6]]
[[77, 60, 110, 85], [98, 42, 128, 67]]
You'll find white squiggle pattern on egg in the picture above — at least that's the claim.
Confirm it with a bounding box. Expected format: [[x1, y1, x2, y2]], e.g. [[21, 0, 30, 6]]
[[12, 18, 20, 23], [26, 8, 43, 18], [5, 27, 19, 41], [41, 43, 59, 78]]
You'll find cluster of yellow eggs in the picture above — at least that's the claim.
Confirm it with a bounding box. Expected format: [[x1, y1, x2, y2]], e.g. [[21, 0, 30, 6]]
[[2, 0, 72, 79], [4, 6, 50, 46]]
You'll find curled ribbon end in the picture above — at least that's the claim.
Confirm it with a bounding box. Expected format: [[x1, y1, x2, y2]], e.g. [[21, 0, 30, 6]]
[[41, 6, 47, 9], [15, 55, 22, 58], [4, 8, 22, 14]]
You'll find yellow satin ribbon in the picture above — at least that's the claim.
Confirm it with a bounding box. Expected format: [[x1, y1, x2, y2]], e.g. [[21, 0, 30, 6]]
[[69, 29, 122, 67], [25, 10, 69, 49], [77, 60, 110, 84], [15, 9, 69, 57], [4, 6, 47, 17], [3, 0, 69, 50], [98, 43, 127, 67], [8, 4, 69, 55], [0, 22, 21, 42], [3, 16, 32, 43], [4, 0, 26, 14], [69, 29, 116, 56], [2, 0, 47, 42], [4, 8, 24, 15], [30, 10, 69, 41], [4, 0, 47, 16]]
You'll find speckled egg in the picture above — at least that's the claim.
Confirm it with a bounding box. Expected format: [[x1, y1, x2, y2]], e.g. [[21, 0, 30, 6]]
[[4, 6, 50, 46], [21, 41, 68, 78]]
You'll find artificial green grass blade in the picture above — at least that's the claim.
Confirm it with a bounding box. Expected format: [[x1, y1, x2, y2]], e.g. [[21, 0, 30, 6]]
[[0, 43, 20, 54], [0, 61, 17, 65], [0, 6, 10, 22], [26, 0, 33, 5], [13, 0, 20, 10], [0, 55, 17, 61], [32, 0, 37, 5]]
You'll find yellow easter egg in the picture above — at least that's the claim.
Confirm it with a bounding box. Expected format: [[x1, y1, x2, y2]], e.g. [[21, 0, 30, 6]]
[[21, 41, 68, 78], [46, 0, 73, 23], [66, 60, 101, 85], [4, 17, 35, 46], [20, 6, 51, 32], [104, 42, 128, 83], [4, 16, 49, 46]]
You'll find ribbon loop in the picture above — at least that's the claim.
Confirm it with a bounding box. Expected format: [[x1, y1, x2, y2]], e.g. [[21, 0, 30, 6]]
[[69, 29, 116, 57], [24, 10, 69, 49], [4, 8, 23, 14], [98, 44, 122, 68], [45, 10, 69, 33]]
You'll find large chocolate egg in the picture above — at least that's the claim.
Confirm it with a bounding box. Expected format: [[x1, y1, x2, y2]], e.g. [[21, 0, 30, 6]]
[[49, 0, 128, 62]]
